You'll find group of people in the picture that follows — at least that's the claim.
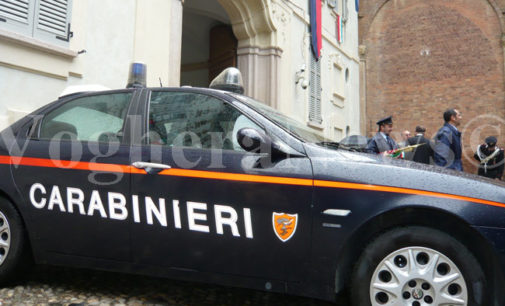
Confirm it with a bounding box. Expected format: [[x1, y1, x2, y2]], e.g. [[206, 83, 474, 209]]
[[366, 109, 504, 180]]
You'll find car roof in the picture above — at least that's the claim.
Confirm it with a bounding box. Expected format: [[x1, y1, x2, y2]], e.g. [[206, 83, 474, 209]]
[[58, 86, 240, 102]]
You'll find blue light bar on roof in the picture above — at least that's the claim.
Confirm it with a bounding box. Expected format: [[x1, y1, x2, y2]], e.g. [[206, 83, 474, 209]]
[[126, 62, 147, 88]]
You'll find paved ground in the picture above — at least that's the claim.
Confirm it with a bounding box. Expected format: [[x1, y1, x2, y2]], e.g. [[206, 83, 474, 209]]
[[0, 266, 347, 305]]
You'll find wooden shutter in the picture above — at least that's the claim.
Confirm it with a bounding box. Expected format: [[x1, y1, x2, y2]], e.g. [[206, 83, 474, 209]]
[[34, 0, 72, 46], [315, 56, 322, 123], [309, 55, 316, 122], [0, 0, 29, 23], [309, 53, 322, 124], [0, 0, 33, 35]]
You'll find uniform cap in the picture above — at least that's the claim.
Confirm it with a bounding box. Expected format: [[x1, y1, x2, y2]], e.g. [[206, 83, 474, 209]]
[[485, 136, 497, 146], [376, 116, 393, 126]]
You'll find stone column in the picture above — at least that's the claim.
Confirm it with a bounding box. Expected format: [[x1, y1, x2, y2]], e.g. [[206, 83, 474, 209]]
[[237, 47, 282, 108], [359, 44, 367, 135]]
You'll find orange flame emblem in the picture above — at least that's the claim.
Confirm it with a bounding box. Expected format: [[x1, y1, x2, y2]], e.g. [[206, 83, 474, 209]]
[[272, 212, 298, 242]]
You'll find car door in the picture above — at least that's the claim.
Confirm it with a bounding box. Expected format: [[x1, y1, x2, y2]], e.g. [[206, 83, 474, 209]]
[[129, 90, 314, 281], [10, 90, 136, 261]]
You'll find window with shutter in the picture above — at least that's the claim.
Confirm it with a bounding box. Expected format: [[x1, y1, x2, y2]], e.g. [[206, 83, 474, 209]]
[[0, 0, 33, 35], [0, 0, 29, 23], [0, 0, 72, 47], [315, 55, 322, 123], [34, 0, 72, 45], [309, 54, 316, 122], [309, 53, 322, 124]]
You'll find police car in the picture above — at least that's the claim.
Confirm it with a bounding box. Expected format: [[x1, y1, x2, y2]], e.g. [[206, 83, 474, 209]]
[[0, 66, 504, 306]]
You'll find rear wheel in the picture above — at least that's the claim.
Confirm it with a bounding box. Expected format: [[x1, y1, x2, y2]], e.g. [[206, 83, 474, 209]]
[[351, 226, 487, 306], [0, 198, 29, 283]]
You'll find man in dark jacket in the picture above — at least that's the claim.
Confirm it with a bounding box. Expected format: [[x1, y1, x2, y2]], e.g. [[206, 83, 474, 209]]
[[474, 136, 504, 180], [434, 109, 463, 171], [407, 126, 433, 164], [366, 116, 399, 154]]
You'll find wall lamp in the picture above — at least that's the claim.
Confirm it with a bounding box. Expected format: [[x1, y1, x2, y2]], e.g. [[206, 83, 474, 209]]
[[295, 64, 309, 89]]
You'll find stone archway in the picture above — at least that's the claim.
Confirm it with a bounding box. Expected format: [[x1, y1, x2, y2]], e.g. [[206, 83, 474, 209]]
[[218, 0, 285, 108], [173, 0, 284, 107]]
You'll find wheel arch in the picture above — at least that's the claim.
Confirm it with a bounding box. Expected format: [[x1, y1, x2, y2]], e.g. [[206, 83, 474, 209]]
[[0, 188, 34, 259], [334, 205, 505, 304]]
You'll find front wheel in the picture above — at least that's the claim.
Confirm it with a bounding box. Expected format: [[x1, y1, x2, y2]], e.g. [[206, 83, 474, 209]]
[[0, 198, 29, 283], [351, 226, 487, 306]]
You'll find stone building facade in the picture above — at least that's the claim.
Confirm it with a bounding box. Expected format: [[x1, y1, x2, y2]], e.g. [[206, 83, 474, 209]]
[[359, 0, 505, 173], [0, 0, 360, 141]]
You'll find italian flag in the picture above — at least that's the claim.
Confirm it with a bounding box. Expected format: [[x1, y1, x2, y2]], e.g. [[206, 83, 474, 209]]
[[336, 14, 343, 44], [383, 149, 405, 159]]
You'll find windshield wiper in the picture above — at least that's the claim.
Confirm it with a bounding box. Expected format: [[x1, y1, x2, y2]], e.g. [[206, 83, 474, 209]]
[[316, 141, 340, 149]]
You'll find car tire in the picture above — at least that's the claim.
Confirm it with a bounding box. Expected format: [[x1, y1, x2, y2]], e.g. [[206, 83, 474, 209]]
[[351, 226, 487, 306], [0, 197, 29, 284]]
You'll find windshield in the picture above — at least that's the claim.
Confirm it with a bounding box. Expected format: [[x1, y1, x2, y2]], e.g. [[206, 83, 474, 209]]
[[230, 94, 331, 143]]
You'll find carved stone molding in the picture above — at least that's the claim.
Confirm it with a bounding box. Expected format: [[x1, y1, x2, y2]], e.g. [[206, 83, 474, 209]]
[[218, 0, 278, 48], [272, 2, 290, 26], [271, 0, 291, 45], [328, 53, 343, 70]]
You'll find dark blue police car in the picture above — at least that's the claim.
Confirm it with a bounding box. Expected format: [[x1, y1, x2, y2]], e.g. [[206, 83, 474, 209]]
[[0, 67, 503, 306]]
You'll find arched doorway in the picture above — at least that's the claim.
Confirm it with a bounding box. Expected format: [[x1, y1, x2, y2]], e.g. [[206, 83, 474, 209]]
[[180, 0, 237, 87], [178, 0, 283, 108]]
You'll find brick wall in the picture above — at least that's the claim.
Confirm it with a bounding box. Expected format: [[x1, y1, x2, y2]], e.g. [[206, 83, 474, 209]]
[[360, 0, 505, 174]]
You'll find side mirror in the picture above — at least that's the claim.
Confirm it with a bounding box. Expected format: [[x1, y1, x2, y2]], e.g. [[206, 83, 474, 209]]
[[237, 128, 306, 159], [237, 128, 272, 153]]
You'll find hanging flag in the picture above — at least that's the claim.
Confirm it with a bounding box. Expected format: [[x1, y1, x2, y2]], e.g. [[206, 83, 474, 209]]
[[355, 0, 359, 12], [336, 14, 343, 44], [310, 0, 322, 60]]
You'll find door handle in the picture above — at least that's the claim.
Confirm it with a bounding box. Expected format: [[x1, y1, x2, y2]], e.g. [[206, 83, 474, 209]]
[[132, 161, 171, 174]]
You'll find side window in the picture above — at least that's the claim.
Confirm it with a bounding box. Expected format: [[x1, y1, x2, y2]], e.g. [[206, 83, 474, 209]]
[[149, 91, 262, 151], [40, 93, 132, 142]]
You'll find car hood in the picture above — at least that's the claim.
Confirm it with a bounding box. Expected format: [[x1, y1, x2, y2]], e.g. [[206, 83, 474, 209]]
[[304, 143, 505, 204]]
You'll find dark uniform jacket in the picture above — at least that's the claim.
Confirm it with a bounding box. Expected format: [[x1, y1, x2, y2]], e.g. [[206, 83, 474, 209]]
[[407, 135, 434, 165], [366, 132, 398, 154], [473, 144, 504, 180], [434, 123, 462, 171]]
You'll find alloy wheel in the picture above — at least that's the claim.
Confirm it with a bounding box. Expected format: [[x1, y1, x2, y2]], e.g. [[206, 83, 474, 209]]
[[370, 246, 467, 305]]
